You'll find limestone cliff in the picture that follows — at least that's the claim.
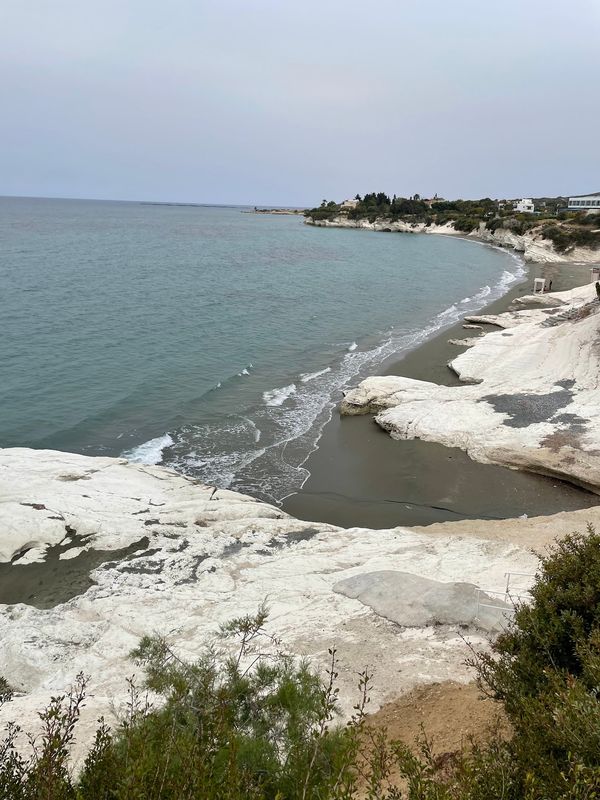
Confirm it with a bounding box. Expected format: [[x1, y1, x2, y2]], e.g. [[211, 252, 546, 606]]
[[306, 215, 600, 264]]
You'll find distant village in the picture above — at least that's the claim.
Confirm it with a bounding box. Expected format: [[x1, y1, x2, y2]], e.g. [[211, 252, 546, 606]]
[[338, 192, 600, 215]]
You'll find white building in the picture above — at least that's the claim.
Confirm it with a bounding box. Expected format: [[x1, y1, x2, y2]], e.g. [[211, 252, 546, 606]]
[[568, 192, 600, 211], [340, 198, 359, 209], [514, 198, 535, 213]]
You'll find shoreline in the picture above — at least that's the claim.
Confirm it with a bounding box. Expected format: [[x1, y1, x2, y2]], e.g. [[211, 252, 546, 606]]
[[306, 215, 600, 264], [2, 254, 599, 761], [283, 258, 599, 528], [125, 228, 529, 505], [2, 226, 600, 765]]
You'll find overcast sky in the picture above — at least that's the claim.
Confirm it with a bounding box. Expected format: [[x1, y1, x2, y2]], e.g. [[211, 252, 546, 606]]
[[1, 0, 598, 205]]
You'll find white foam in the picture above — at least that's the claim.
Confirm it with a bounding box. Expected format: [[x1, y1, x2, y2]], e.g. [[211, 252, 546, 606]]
[[262, 383, 297, 407], [431, 254, 525, 329], [242, 416, 262, 443], [498, 268, 521, 290], [123, 433, 174, 465], [460, 285, 491, 305], [300, 367, 331, 383], [170, 249, 528, 503], [436, 304, 458, 321]]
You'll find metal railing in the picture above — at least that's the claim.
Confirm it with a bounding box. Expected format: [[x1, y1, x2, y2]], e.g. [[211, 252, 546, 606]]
[[475, 571, 535, 620]]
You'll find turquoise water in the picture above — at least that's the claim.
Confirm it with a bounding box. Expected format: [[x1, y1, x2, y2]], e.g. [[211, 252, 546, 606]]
[[1, 197, 524, 503]]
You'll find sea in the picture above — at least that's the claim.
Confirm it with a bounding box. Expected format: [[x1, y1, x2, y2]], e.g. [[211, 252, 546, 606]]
[[0, 196, 525, 505]]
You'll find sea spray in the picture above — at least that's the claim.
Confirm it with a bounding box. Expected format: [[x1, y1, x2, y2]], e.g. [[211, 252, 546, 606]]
[[123, 434, 174, 465], [263, 384, 297, 406], [300, 367, 331, 383]]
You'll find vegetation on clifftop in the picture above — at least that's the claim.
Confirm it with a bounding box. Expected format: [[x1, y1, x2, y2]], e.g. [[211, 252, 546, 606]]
[[306, 193, 600, 253], [3, 529, 600, 797]]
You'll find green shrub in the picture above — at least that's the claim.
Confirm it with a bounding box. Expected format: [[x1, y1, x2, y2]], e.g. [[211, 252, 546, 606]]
[[76, 607, 367, 799], [542, 224, 600, 252], [0, 677, 11, 706], [0, 609, 384, 800], [452, 217, 479, 233], [0, 673, 88, 800], [467, 525, 600, 797]]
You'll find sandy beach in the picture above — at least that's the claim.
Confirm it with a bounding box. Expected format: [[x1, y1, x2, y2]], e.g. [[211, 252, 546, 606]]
[[283, 257, 599, 528]]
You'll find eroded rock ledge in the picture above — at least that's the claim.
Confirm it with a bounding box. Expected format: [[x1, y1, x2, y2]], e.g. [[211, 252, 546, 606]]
[[306, 216, 600, 264], [0, 447, 540, 764], [342, 283, 600, 492]]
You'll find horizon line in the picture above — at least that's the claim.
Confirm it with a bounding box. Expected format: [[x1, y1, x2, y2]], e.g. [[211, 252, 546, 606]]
[[0, 193, 310, 209]]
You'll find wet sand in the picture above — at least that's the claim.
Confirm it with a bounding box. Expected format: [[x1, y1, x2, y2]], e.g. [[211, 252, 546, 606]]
[[283, 259, 600, 529]]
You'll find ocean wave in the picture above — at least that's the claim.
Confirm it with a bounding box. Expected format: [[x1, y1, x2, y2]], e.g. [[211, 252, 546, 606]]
[[263, 383, 297, 406], [165, 250, 527, 504], [460, 285, 491, 305], [435, 304, 458, 321], [498, 268, 521, 290], [242, 416, 262, 443], [300, 367, 331, 383], [431, 255, 524, 328], [123, 433, 174, 465]]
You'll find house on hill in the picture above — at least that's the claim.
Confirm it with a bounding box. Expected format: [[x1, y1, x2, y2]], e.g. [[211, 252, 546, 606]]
[[568, 192, 600, 211], [424, 194, 445, 207], [514, 198, 535, 213]]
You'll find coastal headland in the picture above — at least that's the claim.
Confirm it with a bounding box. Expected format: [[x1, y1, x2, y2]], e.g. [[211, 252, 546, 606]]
[[341, 281, 600, 493], [304, 192, 600, 264], [306, 215, 600, 264], [283, 268, 600, 528]]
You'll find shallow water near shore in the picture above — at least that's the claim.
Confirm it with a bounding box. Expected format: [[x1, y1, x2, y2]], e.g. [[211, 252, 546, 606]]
[[284, 268, 600, 527], [1, 197, 528, 505]]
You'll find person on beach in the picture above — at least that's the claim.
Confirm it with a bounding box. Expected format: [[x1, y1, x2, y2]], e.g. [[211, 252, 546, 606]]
[[548, 280, 553, 292]]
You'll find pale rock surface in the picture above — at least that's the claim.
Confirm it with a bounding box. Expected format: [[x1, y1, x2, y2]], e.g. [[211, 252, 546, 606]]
[[514, 293, 566, 307], [0, 448, 539, 765], [334, 571, 512, 633], [342, 284, 600, 492], [448, 337, 479, 347]]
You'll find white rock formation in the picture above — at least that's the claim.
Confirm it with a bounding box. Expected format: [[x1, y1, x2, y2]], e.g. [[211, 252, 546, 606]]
[[334, 571, 512, 633], [342, 283, 600, 492], [448, 337, 479, 347], [0, 448, 539, 765], [306, 216, 600, 263]]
